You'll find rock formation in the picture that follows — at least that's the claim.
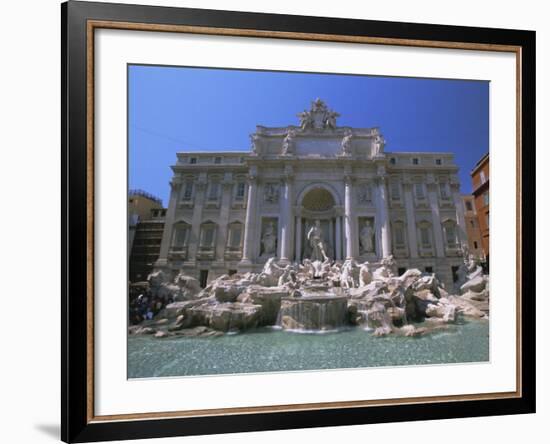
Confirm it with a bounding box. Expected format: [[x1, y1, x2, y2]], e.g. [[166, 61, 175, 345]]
[[132, 255, 489, 338]]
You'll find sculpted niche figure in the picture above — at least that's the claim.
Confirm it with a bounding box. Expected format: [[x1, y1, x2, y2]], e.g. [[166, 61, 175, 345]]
[[306, 220, 329, 262], [261, 221, 277, 256], [360, 220, 375, 253]]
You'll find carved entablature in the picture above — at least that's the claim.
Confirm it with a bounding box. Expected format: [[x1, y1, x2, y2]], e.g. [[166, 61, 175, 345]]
[[247, 99, 385, 158]]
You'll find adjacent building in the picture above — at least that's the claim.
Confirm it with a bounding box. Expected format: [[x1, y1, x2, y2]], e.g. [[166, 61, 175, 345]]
[[155, 99, 468, 288], [462, 195, 484, 260], [471, 153, 489, 266], [129, 190, 167, 282]]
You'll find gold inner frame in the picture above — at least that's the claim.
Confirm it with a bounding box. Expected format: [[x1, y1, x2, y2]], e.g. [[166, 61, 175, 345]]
[[85, 19, 523, 423]]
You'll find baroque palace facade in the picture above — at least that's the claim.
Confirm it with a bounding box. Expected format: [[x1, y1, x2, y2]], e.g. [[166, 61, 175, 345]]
[[155, 100, 467, 288]]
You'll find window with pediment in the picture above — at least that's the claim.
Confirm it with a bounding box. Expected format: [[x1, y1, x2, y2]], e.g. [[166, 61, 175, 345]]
[[207, 177, 221, 201], [226, 221, 244, 250], [442, 219, 458, 249], [199, 221, 217, 249], [181, 177, 195, 201], [417, 220, 433, 250], [172, 221, 191, 250]]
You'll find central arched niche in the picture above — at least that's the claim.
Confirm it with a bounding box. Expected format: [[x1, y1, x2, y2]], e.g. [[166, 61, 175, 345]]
[[301, 187, 336, 212]]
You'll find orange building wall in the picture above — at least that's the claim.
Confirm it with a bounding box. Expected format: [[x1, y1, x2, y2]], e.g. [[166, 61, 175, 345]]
[[471, 155, 489, 258]]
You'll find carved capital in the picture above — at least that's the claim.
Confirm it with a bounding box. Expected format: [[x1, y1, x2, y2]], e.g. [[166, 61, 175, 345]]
[[344, 174, 355, 185], [333, 205, 344, 216], [169, 180, 180, 190], [221, 180, 234, 190], [425, 173, 437, 185]]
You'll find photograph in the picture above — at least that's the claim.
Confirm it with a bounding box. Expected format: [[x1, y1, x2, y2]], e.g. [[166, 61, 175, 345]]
[[126, 65, 491, 378]]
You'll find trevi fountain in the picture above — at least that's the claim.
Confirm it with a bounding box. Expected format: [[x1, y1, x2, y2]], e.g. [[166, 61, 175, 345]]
[[128, 225, 489, 378]]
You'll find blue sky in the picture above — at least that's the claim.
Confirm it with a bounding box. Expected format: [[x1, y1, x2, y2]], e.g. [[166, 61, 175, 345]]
[[129, 65, 489, 206]]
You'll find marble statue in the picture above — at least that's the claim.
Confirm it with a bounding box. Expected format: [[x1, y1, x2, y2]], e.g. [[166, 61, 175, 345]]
[[261, 222, 277, 256], [300, 258, 315, 279], [281, 130, 296, 155], [341, 130, 353, 156], [359, 220, 375, 253], [296, 98, 340, 130], [372, 255, 397, 281], [455, 252, 486, 294], [373, 133, 386, 154], [250, 133, 261, 154], [278, 264, 298, 287], [306, 219, 329, 262], [325, 110, 340, 129], [297, 110, 313, 130], [255, 257, 285, 286], [341, 259, 359, 288], [359, 261, 372, 287]]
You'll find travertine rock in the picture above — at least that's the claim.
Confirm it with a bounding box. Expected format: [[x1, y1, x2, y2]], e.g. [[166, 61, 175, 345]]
[[132, 256, 489, 337]]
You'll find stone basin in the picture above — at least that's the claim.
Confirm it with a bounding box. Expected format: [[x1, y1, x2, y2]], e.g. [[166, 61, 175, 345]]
[[278, 288, 349, 332]]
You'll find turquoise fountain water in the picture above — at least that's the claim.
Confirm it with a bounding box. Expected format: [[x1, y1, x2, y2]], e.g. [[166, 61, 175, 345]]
[[128, 319, 489, 378]]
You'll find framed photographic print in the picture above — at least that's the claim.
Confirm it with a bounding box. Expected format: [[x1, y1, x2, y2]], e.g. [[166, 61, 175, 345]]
[[61, 0, 536, 442]]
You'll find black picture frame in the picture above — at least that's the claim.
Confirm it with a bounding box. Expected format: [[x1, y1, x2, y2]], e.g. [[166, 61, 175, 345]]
[[62, 1, 536, 442]]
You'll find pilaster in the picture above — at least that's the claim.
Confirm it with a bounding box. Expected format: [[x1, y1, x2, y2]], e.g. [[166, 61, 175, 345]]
[[427, 174, 445, 257], [402, 179, 419, 258], [213, 173, 233, 263]]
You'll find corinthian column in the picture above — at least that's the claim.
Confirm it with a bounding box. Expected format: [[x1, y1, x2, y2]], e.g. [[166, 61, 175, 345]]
[[335, 206, 343, 261], [239, 169, 258, 266], [344, 175, 356, 259], [376, 172, 392, 258], [295, 207, 302, 263], [214, 174, 233, 262], [187, 175, 207, 262], [279, 166, 294, 264], [427, 176, 445, 257]]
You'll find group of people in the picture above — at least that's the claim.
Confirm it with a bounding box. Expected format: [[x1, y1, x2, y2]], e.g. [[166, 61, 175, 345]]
[[128, 285, 174, 325]]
